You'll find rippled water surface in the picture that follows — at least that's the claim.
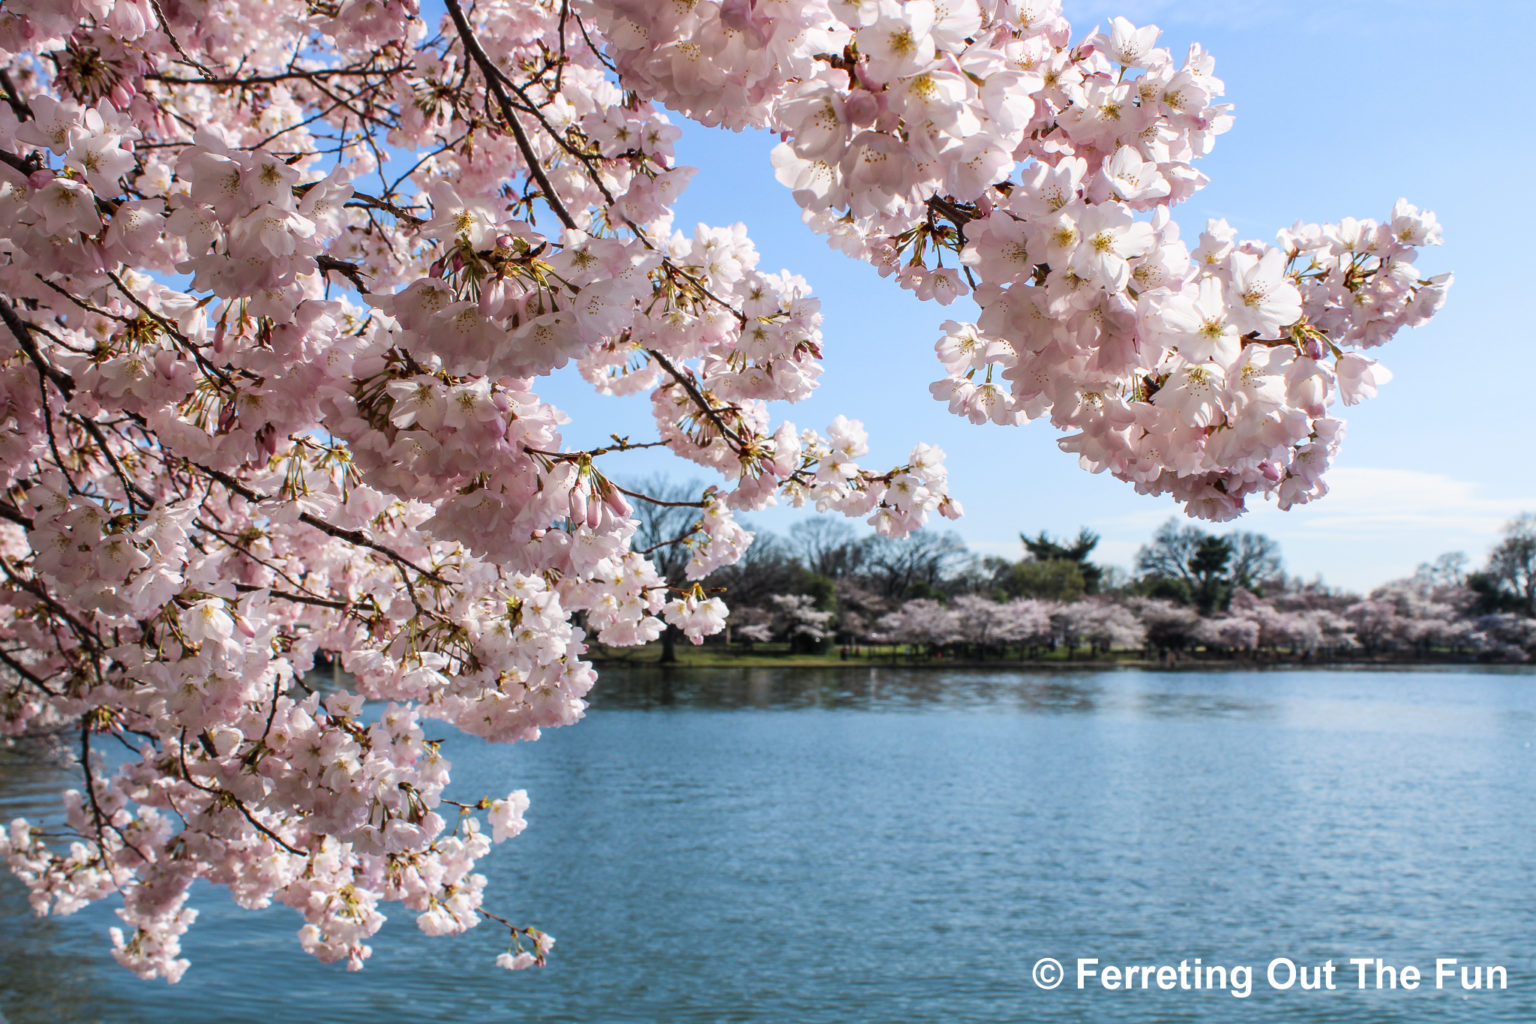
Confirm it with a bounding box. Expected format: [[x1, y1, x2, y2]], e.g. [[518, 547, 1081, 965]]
[[4, 666, 1536, 1023]]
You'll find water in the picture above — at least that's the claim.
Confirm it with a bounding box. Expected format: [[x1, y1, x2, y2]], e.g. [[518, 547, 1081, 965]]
[[3, 666, 1535, 1022]]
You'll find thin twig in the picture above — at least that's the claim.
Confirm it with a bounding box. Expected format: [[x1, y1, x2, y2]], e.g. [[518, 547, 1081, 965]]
[[443, 0, 577, 230]]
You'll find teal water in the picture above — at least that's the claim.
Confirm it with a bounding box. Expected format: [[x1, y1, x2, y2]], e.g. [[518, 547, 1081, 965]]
[[3, 666, 1535, 1022]]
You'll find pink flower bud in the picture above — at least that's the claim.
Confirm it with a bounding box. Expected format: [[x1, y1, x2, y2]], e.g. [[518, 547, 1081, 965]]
[[604, 486, 631, 519], [845, 90, 879, 126]]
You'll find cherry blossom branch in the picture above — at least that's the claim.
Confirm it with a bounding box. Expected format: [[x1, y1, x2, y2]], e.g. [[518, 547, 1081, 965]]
[[175, 731, 305, 856], [0, 647, 59, 697], [646, 350, 746, 450], [81, 725, 150, 863], [185, 460, 444, 590], [0, 69, 32, 121], [0, 498, 32, 528], [610, 484, 706, 510], [0, 313, 156, 511], [147, 66, 410, 88], [0, 297, 76, 398], [443, 0, 578, 231], [0, 556, 106, 650]]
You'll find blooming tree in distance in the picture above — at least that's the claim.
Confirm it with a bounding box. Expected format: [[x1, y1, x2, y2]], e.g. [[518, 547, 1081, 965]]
[[0, 0, 1448, 980]]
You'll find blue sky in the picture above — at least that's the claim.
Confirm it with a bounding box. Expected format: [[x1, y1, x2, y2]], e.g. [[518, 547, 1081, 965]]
[[544, 0, 1535, 593]]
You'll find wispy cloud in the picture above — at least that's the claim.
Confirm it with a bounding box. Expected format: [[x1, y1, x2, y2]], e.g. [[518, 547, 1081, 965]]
[[969, 539, 1024, 559], [1087, 468, 1531, 593], [1242, 468, 1528, 539]]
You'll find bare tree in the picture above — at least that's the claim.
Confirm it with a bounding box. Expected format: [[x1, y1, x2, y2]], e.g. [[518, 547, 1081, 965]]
[[1478, 514, 1536, 615], [859, 530, 971, 600], [1135, 519, 1206, 591], [704, 531, 801, 617], [788, 519, 865, 579], [1414, 551, 1469, 588], [1229, 531, 1283, 591], [1137, 518, 1283, 610], [625, 475, 709, 662]]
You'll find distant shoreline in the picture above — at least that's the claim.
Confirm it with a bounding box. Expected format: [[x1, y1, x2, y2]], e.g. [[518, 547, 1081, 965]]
[[586, 646, 1533, 673]]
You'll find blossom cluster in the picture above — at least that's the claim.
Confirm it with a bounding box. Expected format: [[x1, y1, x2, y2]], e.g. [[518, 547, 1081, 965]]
[[599, 0, 1449, 518], [0, 0, 1442, 981], [858, 586, 1535, 662]]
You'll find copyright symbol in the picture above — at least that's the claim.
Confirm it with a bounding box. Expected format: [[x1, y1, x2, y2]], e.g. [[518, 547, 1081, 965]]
[[1033, 957, 1064, 990]]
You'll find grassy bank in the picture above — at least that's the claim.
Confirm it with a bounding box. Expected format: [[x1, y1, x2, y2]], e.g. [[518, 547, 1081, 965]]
[[587, 641, 1151, 669], [585, 642, 1518, 671]]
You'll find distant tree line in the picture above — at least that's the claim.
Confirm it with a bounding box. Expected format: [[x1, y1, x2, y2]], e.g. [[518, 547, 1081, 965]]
[[630, 478, 1536, 664]]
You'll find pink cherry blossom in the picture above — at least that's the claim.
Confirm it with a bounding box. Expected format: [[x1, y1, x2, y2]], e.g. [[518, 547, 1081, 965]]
[[0, 0, 1446, 983]]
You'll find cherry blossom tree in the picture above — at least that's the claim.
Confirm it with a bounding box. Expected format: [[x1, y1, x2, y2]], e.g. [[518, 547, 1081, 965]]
[[0, 0, 1447, 981], [721, 602, 774, 646], [951, 592, 1008, 650], [872, 597, 961, 652], [1053, 598, 1144, 656], [1471, 614, 1536, 662], [766, 592, 836, 646], [997, 597, 1057, 655], [1191, 613, 1258, 654], [1345, 578, 1479, 657], [1128, 596, 1200, 653]]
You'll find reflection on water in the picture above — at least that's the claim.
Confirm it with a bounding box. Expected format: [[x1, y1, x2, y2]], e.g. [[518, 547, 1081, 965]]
[[588, 664, 1530, 731], [591, 664, 1277, 716], [3, 666, 1536, 1023]]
